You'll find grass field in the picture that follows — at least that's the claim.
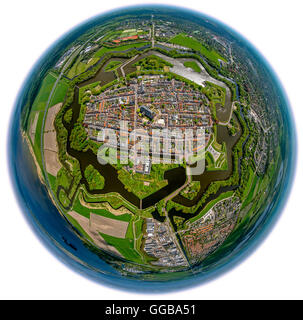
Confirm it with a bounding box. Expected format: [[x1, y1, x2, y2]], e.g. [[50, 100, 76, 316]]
[[183, 61, 201, 73], [117, 163, 179, 199], [67, 56, 101, 79], [241, 166, 255, 200], [101, 30, 122, 42], [58, 188, 71, 208], [215, 154, 228, 170], [134, 218, 144, 239], [206, 140, 228, 171], [94, 42, 149, 58], [100, 232, 143, 263], [31, 73, 57, 112], [72, 190, 147, 263], [118, 169, 168, 199], [27, 72, 62, 169], [169, 33, 226, 67], [47, 173, 57, 191], [50, 78, 69, 106], [67, 57, 87, 78], [31, 111, 44, 168], [242, 174, 259, 208], [81, 189, 140, 214], [105, 60, 122, 71], [57, 167, 72, 190], [72, 194, 132, 222], [86, 57, 100, 68], [205, 151, 215, 170], [125, 217, 135, 239]]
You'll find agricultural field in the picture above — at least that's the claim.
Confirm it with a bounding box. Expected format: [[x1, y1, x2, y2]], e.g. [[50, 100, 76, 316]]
[[169, 33, 226, 67], [27, 72, 68, 169], [30, 72, 57, 112]]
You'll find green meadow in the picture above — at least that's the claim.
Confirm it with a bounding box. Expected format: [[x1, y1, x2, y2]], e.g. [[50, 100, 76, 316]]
[[170, 33, 226, 67]]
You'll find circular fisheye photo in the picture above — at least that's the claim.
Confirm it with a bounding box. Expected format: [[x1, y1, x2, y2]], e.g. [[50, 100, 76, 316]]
[[8, 5, 295, 291]]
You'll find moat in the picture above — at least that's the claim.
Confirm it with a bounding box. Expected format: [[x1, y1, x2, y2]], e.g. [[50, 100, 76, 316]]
[[64, 51, 242, 212]]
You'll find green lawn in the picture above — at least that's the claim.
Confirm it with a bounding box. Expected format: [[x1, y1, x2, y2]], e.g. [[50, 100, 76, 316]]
[[50, 79, 69, 106], [56, 167, 72, 190], [81, 189, 139, 214], [94, 42, 150, 58], [134, 217, 144, 239], [27, 71, 69, 169], [117, 163, 179, 199], [31, 111, 44, 169], [86, 57, 100, 68], [100, 232, 143, 263], [72, 194, 132, 222], [31, 73, 57, 112], [205, 151, 215, 169], [102, 30, 122, 42], [242, 175, 259, 208], [206, 141, 228, 171], [105, 60, 122, 71], [215, 154, 228, 170], [125, 218, 134, 239], [170, 33, 226, 67], [58, 188, 71, 208], [241, 166, 255, 200], [67, 57, 87, 78], [47, 173, 57, 191], [183, 61, 201, 73], [67, 56, 101, 79]]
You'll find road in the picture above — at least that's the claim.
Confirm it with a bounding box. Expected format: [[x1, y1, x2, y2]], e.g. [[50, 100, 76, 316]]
[[120, 54, 139, 79], [162, 173, 192, 266], [151, 22, 155, 48]]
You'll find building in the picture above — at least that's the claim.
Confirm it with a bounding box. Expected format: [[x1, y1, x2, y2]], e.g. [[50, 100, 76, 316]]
[[140, 106, 154, 120]]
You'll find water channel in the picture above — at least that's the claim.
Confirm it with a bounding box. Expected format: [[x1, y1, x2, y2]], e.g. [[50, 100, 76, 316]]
[[64, 50, 244, 216]]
